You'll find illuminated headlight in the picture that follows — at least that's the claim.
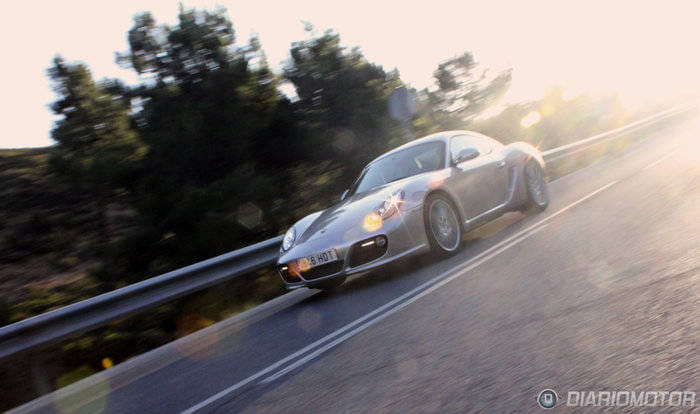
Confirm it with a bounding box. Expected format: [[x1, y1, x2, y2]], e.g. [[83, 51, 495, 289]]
[[376, 190, 405, 219], [282, 227, 296, 251]]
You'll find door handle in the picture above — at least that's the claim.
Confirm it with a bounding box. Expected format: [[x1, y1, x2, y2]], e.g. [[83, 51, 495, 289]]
[[497, 160, 506, 168]]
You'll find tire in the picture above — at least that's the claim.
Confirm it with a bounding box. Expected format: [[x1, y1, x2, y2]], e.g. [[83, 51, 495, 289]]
[[424, 194, 462, 257], [521, 161, 549, 212], [309, 276, 346, 291]]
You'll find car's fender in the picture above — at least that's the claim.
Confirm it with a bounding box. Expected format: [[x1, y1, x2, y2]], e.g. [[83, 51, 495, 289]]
[[503, 141, 546, 205], [282, 210, 323, 252], [504, 141, 546, 169]]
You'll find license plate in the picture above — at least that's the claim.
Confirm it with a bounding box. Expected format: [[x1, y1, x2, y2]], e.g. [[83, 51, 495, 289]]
[[303, 249, 338, 268]]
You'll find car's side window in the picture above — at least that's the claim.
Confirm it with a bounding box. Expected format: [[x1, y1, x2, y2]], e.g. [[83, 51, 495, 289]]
[[471, 135, 494, 155], [451, 134, 499, 161], [450, 135, 478, 163]]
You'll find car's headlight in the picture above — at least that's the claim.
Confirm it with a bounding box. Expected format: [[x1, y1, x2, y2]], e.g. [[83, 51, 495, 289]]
[[376, 190, 405, 219], [282, 227, 296, 251]]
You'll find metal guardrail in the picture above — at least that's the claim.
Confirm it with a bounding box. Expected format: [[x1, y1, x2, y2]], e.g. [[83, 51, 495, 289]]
[[0, 102, 696, 360], [0, 236, 282, 359], [541, 102, 697, 162]]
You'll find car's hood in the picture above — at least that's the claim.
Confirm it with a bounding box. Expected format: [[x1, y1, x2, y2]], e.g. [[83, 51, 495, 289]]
[[296, 184, 398, 244], [291, 169, 450, 246]]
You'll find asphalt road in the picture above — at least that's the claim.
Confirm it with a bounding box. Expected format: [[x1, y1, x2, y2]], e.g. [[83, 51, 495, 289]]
[[15, 116, 700, 413]]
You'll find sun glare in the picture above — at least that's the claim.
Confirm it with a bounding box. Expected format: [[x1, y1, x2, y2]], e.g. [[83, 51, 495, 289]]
[[521, 111, 542, 128]]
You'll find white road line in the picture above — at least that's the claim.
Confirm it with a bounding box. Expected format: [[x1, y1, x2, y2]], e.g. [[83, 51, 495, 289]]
[[182, 179, 618, 413], [261, 223, 552, 384], [643, 149, 679, 170]]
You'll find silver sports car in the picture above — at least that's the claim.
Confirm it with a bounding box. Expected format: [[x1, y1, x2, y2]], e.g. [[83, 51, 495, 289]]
[[277, 131, 549, 290]]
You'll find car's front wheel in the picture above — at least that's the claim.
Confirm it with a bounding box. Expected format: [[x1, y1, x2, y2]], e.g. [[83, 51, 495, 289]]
[[424, 194, 462, 256]]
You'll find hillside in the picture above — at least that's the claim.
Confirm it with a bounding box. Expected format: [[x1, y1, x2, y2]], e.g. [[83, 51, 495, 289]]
[[0, 147, 133, 324]]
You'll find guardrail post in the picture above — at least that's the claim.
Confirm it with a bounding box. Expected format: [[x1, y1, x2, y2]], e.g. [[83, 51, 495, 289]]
[[29, 351, 52, 397]]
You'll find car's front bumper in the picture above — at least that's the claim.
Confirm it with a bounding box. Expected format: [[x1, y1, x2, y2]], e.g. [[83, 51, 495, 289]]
[[277, 205, 429, 289]]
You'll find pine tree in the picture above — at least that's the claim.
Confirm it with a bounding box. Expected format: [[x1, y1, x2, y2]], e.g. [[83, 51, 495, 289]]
[[48, 56, 143, 247], [284, 29, 404, 179]]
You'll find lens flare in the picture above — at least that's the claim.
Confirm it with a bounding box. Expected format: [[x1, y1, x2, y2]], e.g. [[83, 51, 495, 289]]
[[363, 212, 383, 232], [428, 176, 445, 189], [378, 192, 404, 218], [54, 371, 110, 414], [541, 103, 555, 117], [101, 358, 113, 370], [298, 257, 312, 272], [288, 262, 301, 277], [521, 111, 542, 128]]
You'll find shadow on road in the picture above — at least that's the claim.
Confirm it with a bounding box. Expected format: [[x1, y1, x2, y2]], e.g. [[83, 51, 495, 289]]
[[319, 211, 531, 296]]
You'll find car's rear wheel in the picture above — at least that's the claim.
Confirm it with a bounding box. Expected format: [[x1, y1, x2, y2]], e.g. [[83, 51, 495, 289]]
[[424, 194, 462, 256], [521, 161, 549, 212]]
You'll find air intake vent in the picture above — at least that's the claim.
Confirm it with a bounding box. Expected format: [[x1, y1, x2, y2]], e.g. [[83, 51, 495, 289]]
[[348, 236, 388, 267]]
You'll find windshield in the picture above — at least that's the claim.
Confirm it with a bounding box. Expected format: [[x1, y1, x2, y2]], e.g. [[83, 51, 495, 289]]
[[349, 141, 445, 195]]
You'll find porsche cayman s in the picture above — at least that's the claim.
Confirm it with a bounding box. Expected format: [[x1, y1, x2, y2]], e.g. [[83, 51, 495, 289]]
[[277, 131, 549, 290]]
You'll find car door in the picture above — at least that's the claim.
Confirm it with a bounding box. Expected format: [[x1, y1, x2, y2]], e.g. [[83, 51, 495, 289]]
[[449, 134, 508, 220], [470, 134, 510, 207]]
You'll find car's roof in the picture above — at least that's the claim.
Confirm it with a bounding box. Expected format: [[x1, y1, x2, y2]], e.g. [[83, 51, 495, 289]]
[[370, 130, 476, 163]]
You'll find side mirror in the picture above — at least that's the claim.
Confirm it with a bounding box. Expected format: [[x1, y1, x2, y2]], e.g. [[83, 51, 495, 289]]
[[454, 147, 479, 164], [340, 189, 349, 201]]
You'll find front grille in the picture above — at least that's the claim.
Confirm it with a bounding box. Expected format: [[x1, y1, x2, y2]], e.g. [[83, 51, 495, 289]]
[[301, 260, 344, 280], [348, 236, 388, 267]]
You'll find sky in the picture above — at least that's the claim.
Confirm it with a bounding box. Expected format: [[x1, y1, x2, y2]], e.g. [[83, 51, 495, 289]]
[[1, 0, 698, 148]]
